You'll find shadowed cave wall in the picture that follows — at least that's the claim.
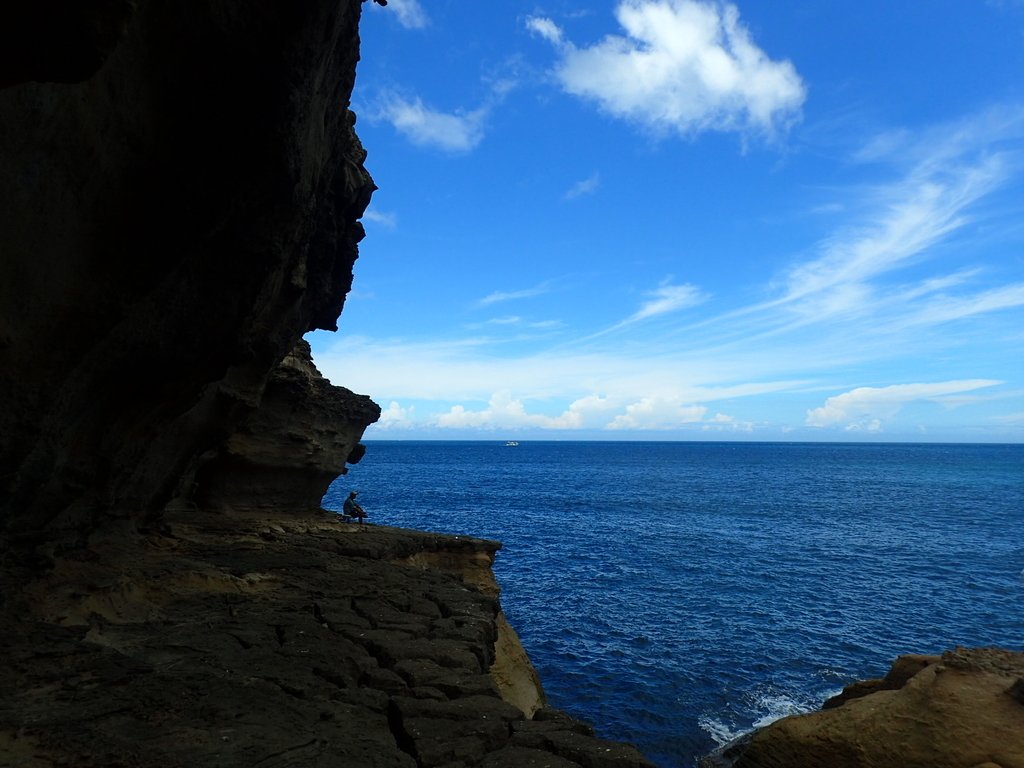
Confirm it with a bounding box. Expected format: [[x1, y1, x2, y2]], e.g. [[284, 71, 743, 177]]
[[0, 0, 380, 552]]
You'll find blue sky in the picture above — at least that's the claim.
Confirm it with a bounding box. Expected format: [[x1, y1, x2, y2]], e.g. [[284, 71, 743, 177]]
[[308, 0, 1024, 442]]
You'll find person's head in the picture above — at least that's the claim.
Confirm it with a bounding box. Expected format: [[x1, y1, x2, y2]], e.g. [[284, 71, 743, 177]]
[[349, 491, 358, 498]]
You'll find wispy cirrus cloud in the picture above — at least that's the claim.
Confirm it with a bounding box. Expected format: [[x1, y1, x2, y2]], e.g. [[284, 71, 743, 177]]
[[485, 316, 522, 326], [780, 164, 997, 305], [628, 280, 707, 322], [476, 282, 551, 307], [310, 108, 1024, 439], [527, 0, 805, 139], [691, 109, 1024, 347], [564, 172, 601, 200]]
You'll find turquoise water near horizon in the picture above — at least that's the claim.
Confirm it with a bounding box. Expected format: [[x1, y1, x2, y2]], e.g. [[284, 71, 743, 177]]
[[323, 441, 1024, 767]]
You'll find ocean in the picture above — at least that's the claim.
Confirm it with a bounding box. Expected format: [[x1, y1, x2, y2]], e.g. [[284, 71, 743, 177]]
[[322, 441, 1024, 767]]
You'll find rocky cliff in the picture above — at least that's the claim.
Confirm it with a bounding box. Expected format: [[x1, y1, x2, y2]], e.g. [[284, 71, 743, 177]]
[[193, 340, 380, 513], [0, 3, 657, 767], [0, 0, 376, 547]]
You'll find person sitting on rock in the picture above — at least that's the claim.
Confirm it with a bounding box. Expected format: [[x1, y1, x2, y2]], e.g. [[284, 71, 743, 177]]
[[343, 491, 367, 525]]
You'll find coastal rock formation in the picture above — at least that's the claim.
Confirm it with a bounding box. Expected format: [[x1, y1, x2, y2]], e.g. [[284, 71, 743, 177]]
[[194, 340, 381, 512], [705, 648, 1024, 768], [0, 3, 657, 766], [0, 510, 655, 767], [0, 0, 375, 545]]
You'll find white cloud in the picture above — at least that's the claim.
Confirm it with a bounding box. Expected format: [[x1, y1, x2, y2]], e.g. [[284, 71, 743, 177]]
[[486, 316, 522, 326], [477, 282, 551, 307], [375, 94, 486, 152], [432, 390, 719, 432], [993, 411, 1024, 425], [313, 333, 814, 405], [436, 392, 527, 429], [702, 412, 755, 432], [530, 0, 805, 138], [529, 319, 564, 329], [563, 172, 601, 200], [374, 0, 429, 29], [376, 401, 414, 428], [362, 208, 397, 228], [780, 155, 1006, 306], [435, 390, 591, 430], [608, 396, 707, 429], [526, 15, 564, 45], [696, 112, 1023, 347], [622, 280, 707, 325], [845, 419, 882, 433], [805, 380, 1002, 429], [903, 282, 1024, 327]]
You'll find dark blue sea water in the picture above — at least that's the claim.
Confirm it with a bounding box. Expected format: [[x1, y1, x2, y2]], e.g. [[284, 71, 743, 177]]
[[323, 441, 1024, 767]]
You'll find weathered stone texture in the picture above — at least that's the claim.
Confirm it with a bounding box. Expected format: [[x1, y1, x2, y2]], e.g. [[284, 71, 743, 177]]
[[0, 0, 376, 541], [704, 648, 1024, 768], [0, 513, 656, 768], [194, 339, 381, 512]]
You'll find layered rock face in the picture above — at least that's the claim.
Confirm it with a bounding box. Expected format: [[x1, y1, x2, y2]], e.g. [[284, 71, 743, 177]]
[[0, 0, 376, 545], [705, 648, 1024, 768], [194, 340, 381, 512], [1, 510, 655, 767]]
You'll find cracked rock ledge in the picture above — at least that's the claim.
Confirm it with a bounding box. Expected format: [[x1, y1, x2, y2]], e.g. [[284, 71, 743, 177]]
[[0, 509, 655, 768]]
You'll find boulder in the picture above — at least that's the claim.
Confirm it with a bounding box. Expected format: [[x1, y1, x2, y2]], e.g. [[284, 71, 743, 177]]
[[714, 648, 1024, 768]]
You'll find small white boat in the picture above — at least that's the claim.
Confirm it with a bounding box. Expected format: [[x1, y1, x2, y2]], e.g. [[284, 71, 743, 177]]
[[504, 441, 519, 446]]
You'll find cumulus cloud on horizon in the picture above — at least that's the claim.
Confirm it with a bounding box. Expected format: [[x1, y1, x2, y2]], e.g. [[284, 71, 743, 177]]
[[607, 396, 707, 429], [805, 379, 1002, 430], [431, 390, 721, 432], [527, 0, 806, 138]]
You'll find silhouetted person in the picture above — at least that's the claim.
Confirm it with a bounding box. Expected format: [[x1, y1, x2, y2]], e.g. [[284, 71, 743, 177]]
[[343, 491, 367, 525]]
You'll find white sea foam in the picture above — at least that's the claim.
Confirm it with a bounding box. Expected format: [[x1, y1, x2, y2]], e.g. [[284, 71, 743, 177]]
[[696, 715, 745, 747], [700, 685, 840, 749], [750, 691, 814, 728]]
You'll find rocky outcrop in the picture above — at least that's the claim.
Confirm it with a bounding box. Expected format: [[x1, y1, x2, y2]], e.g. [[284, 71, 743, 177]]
[[194, 340, 381, 512], [704, 648, 1024, 768], [0, 0, 375, 546], [0, 510, 655, 768], [0, 3, 659, 766]]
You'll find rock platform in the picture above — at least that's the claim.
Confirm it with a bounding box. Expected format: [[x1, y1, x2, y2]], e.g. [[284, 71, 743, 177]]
[[0, 510, 654, 768]]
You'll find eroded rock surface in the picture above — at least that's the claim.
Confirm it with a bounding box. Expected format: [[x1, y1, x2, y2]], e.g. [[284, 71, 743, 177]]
[[0, 513, 654, 768], [704, 649, 1024, 768], [0, 0, 375, 543], [194, 340, 381, 512], [0, 4, 655, 766]]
